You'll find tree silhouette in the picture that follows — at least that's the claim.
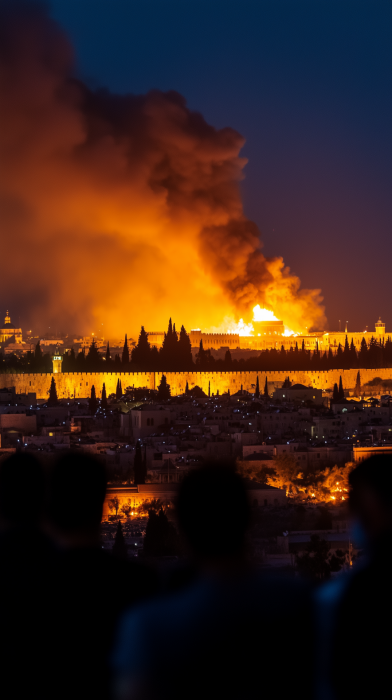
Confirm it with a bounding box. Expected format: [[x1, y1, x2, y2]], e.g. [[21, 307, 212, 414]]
[[160, 318, 179, 369], [131, 326, 151, 369], [89, 385, 98, 414], [332, 383, 339, 401], [116, 378, 122, 400], [108, 495, 120, 517], [106, 342, 111, 364], [255, 376, 260, 398], [178, 325, 193, 369], [34, 340, 43, 361], [101, 382, 108, 409], [354, 371, 361, 398], [224, 349, 232, 367], [264, 376, 269, 398], [338, 375, 345, 400], [158, 374, 171, 400], [48, 377, 58, 406], [122, 334, 129, 365], [86, 338, 101, 370]]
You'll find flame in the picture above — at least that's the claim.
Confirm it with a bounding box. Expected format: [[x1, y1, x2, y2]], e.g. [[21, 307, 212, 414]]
[[208, 305, 297, 337], [0, 3, 327, 336], [252, 305, 279, 322]]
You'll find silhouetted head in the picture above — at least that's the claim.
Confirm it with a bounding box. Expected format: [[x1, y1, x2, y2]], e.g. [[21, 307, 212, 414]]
[[177, 463, 250, 563], [49, 453, 107, 539], [349, 455, 392, 542], [0, 452, 45, 529]]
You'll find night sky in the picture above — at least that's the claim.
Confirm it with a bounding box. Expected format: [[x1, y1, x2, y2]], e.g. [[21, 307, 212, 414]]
[[46, 1, 392, 331]]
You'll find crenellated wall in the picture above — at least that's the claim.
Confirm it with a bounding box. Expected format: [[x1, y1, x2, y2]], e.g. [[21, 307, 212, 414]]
[[0, 367, 391, 399]]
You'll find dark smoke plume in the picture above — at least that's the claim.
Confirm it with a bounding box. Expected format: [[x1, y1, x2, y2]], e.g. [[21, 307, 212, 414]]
[[0, 1, 326, 335]]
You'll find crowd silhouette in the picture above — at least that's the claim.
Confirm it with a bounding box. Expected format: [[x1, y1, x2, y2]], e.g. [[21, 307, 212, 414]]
[[0, 451, 389, 699]]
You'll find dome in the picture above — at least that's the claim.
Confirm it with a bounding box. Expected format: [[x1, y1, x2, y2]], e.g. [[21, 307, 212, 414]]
[[2, 311, 16, 329]]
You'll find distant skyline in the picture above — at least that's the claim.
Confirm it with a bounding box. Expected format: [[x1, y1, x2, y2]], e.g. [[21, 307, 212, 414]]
[[46, 0, 392, 332]]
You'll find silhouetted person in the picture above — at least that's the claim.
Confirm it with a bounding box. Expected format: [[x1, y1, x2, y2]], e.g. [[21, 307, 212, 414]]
[[113, 464, 313, 700], [0, 453, 56, 700], [327, 455, 392, 700], [48, 452, 157, 700]]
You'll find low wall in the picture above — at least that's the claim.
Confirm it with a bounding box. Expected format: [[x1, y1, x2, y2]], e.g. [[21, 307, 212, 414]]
[[0, 367, 391, 399]]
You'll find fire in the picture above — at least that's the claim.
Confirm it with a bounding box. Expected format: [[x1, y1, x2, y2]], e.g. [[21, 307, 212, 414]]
[[252, 305, 279, 322], [0, 3, 327, 336], [210, 304, 297, 337]]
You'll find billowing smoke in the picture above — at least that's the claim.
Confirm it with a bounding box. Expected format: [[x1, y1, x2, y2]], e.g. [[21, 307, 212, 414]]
[[0, 1, 326, 336]]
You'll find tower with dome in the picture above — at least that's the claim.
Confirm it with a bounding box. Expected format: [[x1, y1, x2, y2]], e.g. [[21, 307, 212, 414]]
[[0, 311, 23, 344]]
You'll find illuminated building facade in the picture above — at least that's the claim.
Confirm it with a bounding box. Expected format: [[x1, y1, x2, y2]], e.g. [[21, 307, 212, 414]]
[[147, 318, 388, 353], [0, 311, 22, 344]]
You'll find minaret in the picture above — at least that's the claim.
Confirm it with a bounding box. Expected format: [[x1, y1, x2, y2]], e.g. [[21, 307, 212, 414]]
[[52, 346, 63, 373], [375, 317, 385, 336]]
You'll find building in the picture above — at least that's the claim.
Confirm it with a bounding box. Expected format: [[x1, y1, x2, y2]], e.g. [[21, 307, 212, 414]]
[[0, 311, 22, 344], [128, 407, 171, 440], [147, 318, 389, 353], [102, 480, 286, 519], [352, 445, 392, 462], [273, 384, 323, 405]]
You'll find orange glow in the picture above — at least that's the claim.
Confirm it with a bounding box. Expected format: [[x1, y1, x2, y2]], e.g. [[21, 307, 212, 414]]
[[0, 5, 327, 336]]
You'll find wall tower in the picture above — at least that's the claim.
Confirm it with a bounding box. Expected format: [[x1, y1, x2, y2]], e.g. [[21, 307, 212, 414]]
[[375, 317, 385, 336], [52, 348, 63, 373]]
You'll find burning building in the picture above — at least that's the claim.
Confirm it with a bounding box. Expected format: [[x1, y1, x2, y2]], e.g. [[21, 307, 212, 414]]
[[148, 314, 388, 353]]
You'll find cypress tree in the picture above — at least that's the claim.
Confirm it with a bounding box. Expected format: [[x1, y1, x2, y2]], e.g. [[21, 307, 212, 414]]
[[354, 371, 361, 398], [185, 380, 189, 395], [359, 337, 368, 366], [34, 340, 43, 361], [255, 376, 260, 398], [101, 383, 108, 409], [208, 380, 211, 398], [48, 377, 58, 406], [116, 378, 122, 400], [350, 338, 357, 365], [158, 375, 171, 400], [131, 326, 151, 369], [224, 349, 232, 367], [264, 377, 269, 398], [122, 334, 129, 365], [86, 338, 101, 370], [76, 348, 86, 370], [106, 342, 111, 363], [338, 375, 345, 400], [178, 325, 193, 369], [160, 318, 179, 369], [89, 385, 98, 414], [332, 383, 339, 401], [196, 339, 206, 368], [343, 335, 350, 363]]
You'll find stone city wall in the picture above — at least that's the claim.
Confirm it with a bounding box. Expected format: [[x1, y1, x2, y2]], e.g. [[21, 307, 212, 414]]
[[0, 367, 391, 398]]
